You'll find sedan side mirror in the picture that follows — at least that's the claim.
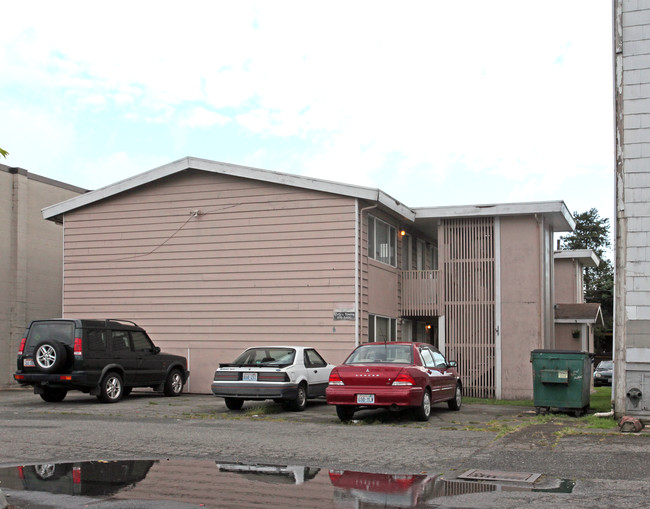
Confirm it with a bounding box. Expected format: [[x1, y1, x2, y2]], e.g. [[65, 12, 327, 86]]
[[447, 361, 457, 368], [153, 346, 161, 354]]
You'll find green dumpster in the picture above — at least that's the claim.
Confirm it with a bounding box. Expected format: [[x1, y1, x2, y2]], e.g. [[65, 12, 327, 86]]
[[530, 349, 592, 416]]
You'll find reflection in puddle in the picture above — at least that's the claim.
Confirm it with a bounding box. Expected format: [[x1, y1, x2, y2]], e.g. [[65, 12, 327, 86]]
[[0, 460, 575, 508]]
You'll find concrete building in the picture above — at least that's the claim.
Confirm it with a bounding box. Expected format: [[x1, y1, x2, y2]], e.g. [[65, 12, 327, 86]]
[[614, 0, 650, 420], [41, 157, 579, 398], [553, 250, 603, 353], [0, 165, 86, 387]]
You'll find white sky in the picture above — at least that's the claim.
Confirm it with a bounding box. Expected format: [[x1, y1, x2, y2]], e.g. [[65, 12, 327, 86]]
[[0, 1, 615, 231]]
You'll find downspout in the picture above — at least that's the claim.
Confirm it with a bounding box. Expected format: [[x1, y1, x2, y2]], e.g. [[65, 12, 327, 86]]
[[62, 215, 66, 318], [358, 196, 379, 346], [535, 213, 547, 349]]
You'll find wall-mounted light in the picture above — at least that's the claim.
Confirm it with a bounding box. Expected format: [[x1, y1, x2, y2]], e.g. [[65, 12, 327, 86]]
[[400, 230, 406, 237], [426, 324, 431, 330]]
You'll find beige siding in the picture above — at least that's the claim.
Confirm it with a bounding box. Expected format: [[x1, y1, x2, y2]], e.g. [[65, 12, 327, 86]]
[[62, 171, 358, 392]]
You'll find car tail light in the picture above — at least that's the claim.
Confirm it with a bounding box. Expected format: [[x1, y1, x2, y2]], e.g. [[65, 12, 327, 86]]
[[73, 466, 81, 484], [18, 337, 26, 355], [74, 337, 82, 357], [392, 372, 415, 386], [329, 471, 344, 482], [328, 369, 344, 386], [14, 374, 25, 380], [17, 466, 24, 480]]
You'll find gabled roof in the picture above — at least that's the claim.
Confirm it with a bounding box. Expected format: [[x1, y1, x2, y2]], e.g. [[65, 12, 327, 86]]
[[555, 303, 604, 325], [42, 157, 415, 223], [41, 157, 576, 235]]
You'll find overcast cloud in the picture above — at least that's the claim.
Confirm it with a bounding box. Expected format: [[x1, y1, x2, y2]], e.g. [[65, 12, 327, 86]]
[[0, 1, 614, 227]]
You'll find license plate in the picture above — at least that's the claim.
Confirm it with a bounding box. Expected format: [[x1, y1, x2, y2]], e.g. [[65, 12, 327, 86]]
[[24, 359, 35, 367], [242, 373, 257, 381], [357, 394, 375, 404]]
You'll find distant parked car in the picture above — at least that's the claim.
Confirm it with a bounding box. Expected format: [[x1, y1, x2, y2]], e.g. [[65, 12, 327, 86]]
[[14, 319, 189, 403], [593, 360, 613, 387], [326, 342, 462, 421], [211, 346, 334, 411]]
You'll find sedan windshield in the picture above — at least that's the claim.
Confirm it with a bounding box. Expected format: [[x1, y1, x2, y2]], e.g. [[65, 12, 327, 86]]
[[345, 344, 413, 364], [232, 348, 296, 367]]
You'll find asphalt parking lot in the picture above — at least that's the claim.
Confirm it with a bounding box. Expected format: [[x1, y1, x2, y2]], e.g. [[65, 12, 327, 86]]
[[1, 387, 649, 508], [0, 385, 528, 425]]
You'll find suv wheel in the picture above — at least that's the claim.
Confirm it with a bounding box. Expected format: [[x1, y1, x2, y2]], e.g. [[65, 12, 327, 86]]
[[163, 369, 184, 396], [98, 372, 124, 403], [39, 387, 68, 403], [34, 341, 68, 373]]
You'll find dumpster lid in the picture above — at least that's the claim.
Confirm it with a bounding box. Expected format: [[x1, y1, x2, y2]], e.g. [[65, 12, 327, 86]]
[[531, 349, 589, 354]]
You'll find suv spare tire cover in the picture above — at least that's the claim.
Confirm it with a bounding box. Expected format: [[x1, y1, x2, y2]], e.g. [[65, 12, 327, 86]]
[[34, 341, 68, 373]]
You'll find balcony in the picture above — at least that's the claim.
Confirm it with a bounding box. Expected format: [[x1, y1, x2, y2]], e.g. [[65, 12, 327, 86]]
[[400, 270, 443, 316]]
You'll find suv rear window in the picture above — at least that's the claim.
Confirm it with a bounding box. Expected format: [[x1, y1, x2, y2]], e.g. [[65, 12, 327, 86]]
[[27, 321, 75, 348], [86, 329, 108, 352]]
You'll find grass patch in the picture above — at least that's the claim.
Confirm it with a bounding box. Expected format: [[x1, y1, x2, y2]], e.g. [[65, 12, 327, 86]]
[[590, 386, 613, 413], [242, 404, 284, 417], [465, 386, 612, 414]]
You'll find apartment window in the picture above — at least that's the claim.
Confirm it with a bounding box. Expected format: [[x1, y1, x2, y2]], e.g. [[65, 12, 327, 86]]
[[430, 244, 439, 270], [401, 234, 412, 270], [369, 314, 397, 342], [416, 239, 425, 270], [401, 319, 413, 341], [368, 215, 396, 266]]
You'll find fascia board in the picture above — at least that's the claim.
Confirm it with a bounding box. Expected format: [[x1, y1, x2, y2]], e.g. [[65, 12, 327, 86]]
[[43, 156, 415, 221], [555, 318, 597, 324], [188, 158, 416, 220], [554, 250, 601, 267], [42, 157, 190, 220], [413, 200, 576, 231]]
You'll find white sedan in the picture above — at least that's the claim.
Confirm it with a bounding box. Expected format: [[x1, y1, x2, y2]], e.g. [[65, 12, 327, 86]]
[[211, 346, 335, 411]]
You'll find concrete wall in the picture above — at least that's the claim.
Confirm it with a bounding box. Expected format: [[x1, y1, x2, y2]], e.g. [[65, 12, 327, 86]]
[[554, 258, 583, 304], [0, 166, 85, 387], [499, 216, 549, 399], [615, 0, 650, 418], [555, 323, 593, 352]]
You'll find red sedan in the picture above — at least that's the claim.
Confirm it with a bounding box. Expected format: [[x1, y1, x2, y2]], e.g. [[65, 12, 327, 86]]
[[326, 342, 461, 421]]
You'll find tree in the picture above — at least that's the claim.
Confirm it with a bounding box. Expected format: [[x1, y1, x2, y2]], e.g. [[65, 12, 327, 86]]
[[0, 147, 7, 158], [560, 208, 614, 353]]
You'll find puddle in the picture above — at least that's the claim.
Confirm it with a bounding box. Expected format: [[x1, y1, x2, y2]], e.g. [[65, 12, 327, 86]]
[[0, 460, 575, 508]]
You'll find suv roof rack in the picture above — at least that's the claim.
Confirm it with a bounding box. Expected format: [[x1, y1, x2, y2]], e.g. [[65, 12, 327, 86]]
[[105, 319, 138, 327]]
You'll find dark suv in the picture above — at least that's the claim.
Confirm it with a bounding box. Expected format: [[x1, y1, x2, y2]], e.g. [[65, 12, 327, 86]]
[[14, 319, 189, 403]]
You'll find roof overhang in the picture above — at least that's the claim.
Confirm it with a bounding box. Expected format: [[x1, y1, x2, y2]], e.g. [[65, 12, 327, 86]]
[[555, 303, 605, 326], [412, 200, 576, 233], [42, 157, 415, 223], [554, 249, 601, 268]]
